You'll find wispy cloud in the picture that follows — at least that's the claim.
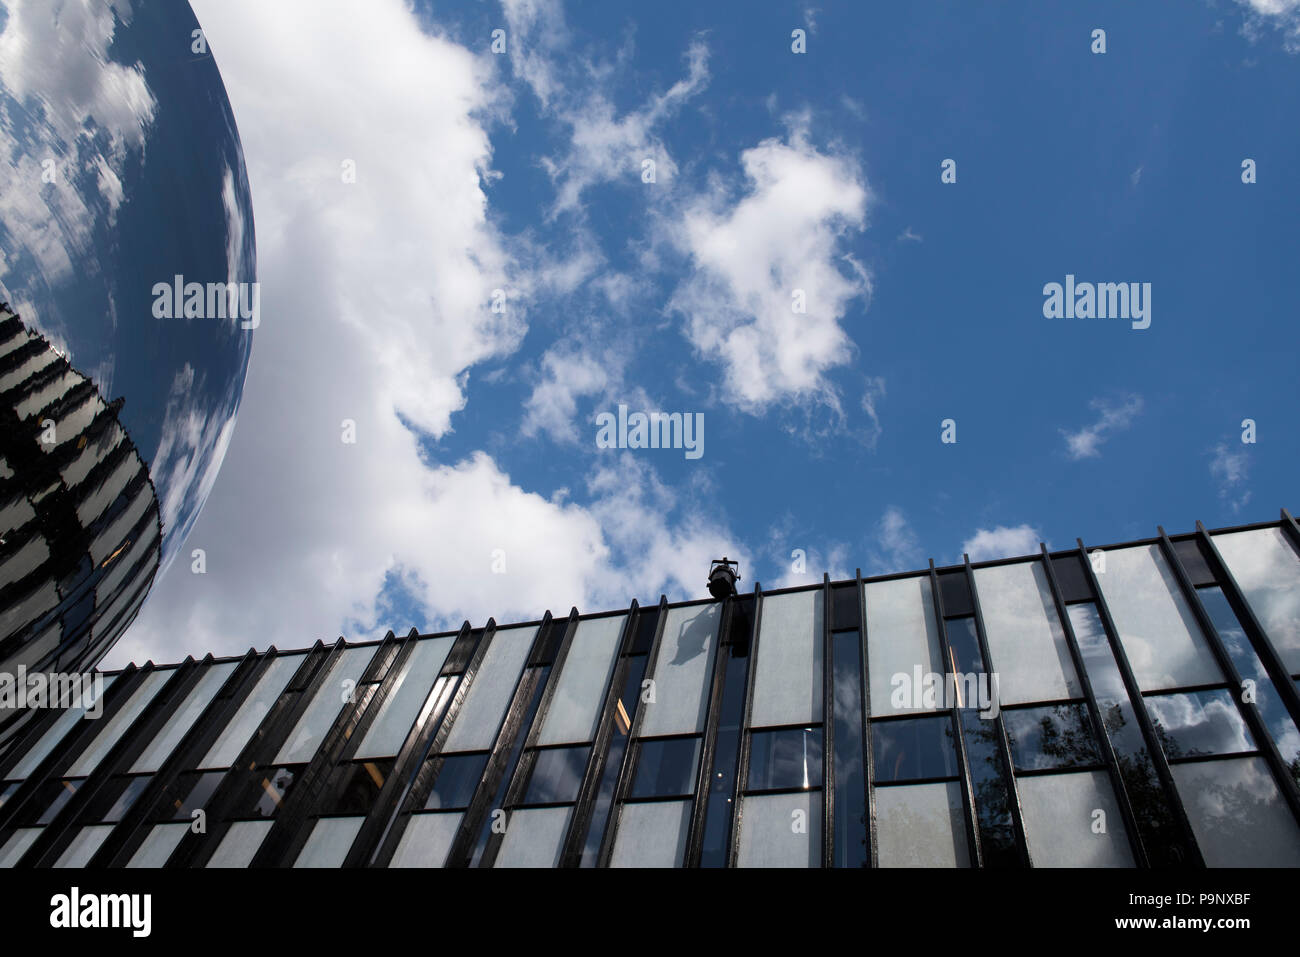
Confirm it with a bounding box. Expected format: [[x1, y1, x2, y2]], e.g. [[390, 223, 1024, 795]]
[[1060, 394, 1143, 460], [1236, 0, 1300, 53], [1209, 442, 1253, 513], [868, 505, 922, 574]]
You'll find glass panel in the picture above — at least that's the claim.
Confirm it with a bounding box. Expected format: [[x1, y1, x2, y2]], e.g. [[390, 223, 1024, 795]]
[[1172, 756, 1300, 866], [866, 576, 944, 716], [1172, 537, 1216, 587], [130, 662, 238, 772], [127, 823, 189, 868], [581, 653, 651, 867], [423, 753, 489, 810], [872, 715, 957, 783], [875, 781, 970, 867], [937, 570, 973, 617], [1212, 527, 1300, 672], [7, 674, 116, 778], [391, 812, 462, 867], [537, 615, 624, 746], [1068, 602, 1190, 867], [275, 646, 377, 764], [638, 603, 720, 737], [206, 820, 273, 868], [54, 824, 114, 867], [0, 827, 42, 868], [441, 625, 537, 752], [831, 630, 867, 868], [325, 760, 392, 815], [354, 637, 455, 759], [831, 584, 860, 630], [1199, 586, 1300, 780], [1146, 689, 1254, 758], [631, 737, 700, 798], [735, 790, 820, 868], [974, 562, 1080, 705], [1050, 554, 1093, 603], [247, 765, 299, 818], [0, 781, 19, 812], [523, 745, 589, 805], [1017, 771, 1134, 867], [1004, 704, 1101, 771], [494, 805, 571, 867], [609, 799, 691, 867], [959, 708, 1018, 866], [294, 816, 364, 868], [168, 770, 226, 821], [751, 590, 823, 727], [83, 773, 151, 822], [198, 654, 303, 769], [66, 669, 173, 776], [748, 727, 821, 791], [1094, 544, 1221, 690], [27, 777, 81, 824]]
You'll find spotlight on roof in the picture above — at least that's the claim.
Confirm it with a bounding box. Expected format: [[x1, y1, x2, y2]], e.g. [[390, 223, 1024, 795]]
[[707, 557, 741, 600]]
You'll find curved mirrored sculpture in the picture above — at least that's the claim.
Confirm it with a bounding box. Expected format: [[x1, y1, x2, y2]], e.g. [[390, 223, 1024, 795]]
[[0, 0, 255, 701]]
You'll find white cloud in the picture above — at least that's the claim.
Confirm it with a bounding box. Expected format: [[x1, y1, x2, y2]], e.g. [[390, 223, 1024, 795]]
[[1209, 442, 1252, 514], [961, 525, 1043, 562], [502, 0, 710, 216], [113, 0, 736, 666], [1060, 394, 1143, 460], [1237, 0, 1300, 52], [521, 347, 610, 444], [667, 119, 870, 413], [870, 505, 921, 574]]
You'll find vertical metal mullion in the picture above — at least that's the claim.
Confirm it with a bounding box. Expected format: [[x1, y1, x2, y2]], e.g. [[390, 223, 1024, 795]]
[[477, 609, 581, 868], [928, 561, 982, 868], [1280, 508, 1300, 554], [683, 594, 732, 867], [597, 596, 668, 867], [1076, 538, 1205, 868], [856, 568, 878, 868], [1196, 520, 1300, 726], [726, 587, 764, 868], [560, 601, 638, 866], [1157, 527, 1300, 829], [1038, 544, 1149, 867], [962, 554, 1032, 867], [820, 574, 834, 868]]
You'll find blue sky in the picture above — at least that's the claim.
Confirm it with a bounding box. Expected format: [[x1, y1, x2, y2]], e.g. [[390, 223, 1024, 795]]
[[111, 0, 1300, 665]]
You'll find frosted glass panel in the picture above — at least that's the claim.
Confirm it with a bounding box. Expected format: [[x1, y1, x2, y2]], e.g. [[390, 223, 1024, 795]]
[[639, 604, 720, 737], [866, 576, 944, 716], [206, 820, 272, 868], [495, 806, 570, 868], [55, 824, 114, 867], [1017, 770, 1133, 867], [736, 790, 820, 868], [275, 646, 377, 764], [1172, 757, 1300, 866], [294, 816, 364, 868], [355, 637, 455, 758], [442, 626, 537, 752], [67, 670, 173, 776], [751, 590, 823, 727], [1095, 545, 1220, 690], [391, 812, 461, 867], [8, 674, 116, 778], [0, 827, 41, 868], [974, 562, 1079, 705], [1213, 527, 1300, 672], [127, 823, 189, 868], [610, 800, 691, 867], [876, 781, 969, 867], [130, 662, 238, 772], [538, 616, 625, 745], [199, 654, 303, 769]]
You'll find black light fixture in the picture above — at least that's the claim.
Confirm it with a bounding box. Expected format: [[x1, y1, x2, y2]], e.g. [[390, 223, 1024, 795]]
[[707, 557, 741, 599]]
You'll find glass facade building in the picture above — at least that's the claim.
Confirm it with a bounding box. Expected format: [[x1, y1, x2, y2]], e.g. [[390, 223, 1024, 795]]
[[1, 513, 1298, 868]]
